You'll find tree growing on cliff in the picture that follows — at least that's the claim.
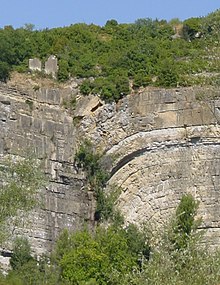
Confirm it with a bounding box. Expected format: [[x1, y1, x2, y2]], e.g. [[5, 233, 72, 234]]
[[168, 193, 201, 251], [0, 156, 46, 244], [10, 237, 33, 271]]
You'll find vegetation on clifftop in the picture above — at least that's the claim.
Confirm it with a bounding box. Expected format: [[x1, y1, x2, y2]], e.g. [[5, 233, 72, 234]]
[[1, 10, 220, 101]]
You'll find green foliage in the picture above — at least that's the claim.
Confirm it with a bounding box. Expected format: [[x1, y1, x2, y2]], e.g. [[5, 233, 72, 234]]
[[80, 74, 130, 102], [182, 17, 202, 40], [75, 140, 119, 222], [0, 62, 10, 82], [105, 19, 118, 28], [80, 79, 94, 95], [1, 11, 219, 102], [123, 247, 220, 285], [56, 224, 149, 285], [57, 59, 69, 82], [95, 186, 122, 223], [7, 237, 62, 285], [0, 156, 46, 243], [170, 193, 201, 251], [156, 59, 179, 87], [10, 237, 33, 271], [7, 256, 62, 285], [60, 229, 110, 284], [2, 195, 220, 285], [133, 71, 151, 88], [75, 140, 108, 186], [125, 223, 150, 260]]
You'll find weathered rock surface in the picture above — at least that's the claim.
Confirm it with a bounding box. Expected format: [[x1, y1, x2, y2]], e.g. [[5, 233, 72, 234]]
[[0, 83, 95, 263], [1, 82, 220, 269], [45, 55, 58, 78], [77, 87, 220, 248]]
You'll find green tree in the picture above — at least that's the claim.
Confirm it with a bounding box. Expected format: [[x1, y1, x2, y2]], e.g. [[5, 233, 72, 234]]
[[156, 59, 179, 87], [0, 157, 46, 243], [183, 17, 202, 40], [60, 230, 109, 284], [23, 23, 35, 31], [170, 193, 201, 251], [80, 79, 94, 95], [10, 237, 33, 271], [133, 70, 151, 88], [58, 227, 137, 284], [0, 62, 10, 82], [105, 19, 118, 28], [57, 59, 69, 82], [125, 223, 151, 261]]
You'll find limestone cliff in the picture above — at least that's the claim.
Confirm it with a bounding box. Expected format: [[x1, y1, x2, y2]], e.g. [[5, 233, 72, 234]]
[[77, 87, 220, 249], [0, 82, 95, 260], [1, 81, 220, 262]]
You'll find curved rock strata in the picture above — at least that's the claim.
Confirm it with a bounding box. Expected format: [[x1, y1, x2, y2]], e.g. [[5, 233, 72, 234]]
[[78, 87, 220, 248], [1, 83, 220, 262], [108, 129, 220, 248]]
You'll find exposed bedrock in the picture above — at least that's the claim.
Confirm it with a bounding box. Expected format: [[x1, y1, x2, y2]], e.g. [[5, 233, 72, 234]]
[[108, 129, 220, 248], [0, 83, 95, 260], [1, 83, 220, 260], [79, 87, 220, 248]]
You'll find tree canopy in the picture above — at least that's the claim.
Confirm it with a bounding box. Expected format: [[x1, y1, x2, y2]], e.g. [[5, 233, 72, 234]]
[[1, 10, 220, 101]]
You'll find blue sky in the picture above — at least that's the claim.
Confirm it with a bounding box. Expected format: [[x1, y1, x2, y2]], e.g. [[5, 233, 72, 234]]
[[1, 0, 220, 30]]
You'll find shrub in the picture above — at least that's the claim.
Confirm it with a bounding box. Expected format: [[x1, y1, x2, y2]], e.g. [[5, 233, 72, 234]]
[[171, 193, 201, 251], [0, 61, 10, 82], [10, 237, 33, 271], [80, 79, 94, 95], [58, 226, 145, 285], [57, 59, 69, 82], [156, 59, 179, 87], [0, 156, 46, 243]]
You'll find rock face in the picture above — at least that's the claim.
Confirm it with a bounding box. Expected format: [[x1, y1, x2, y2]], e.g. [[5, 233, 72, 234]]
[[0, 83, 95, 260], [45, 55, 58, 78], [1, 83, 220, 263], [29, 58, 42, 72], [78, 87, 220, 248]]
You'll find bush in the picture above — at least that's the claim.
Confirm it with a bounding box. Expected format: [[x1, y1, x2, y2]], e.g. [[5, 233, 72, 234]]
[[3, 194, 220, 285], [156, 60, 179, 87], [57, 225, 148, 285], [170, 193, 201, 251], [0, 156, 46, 243], [133, 71, 151, 88], [75, 140, 117, 222], [10, 237, 33, 271], [80, 79, 94, 95], [0, 61, 10, 82], [57, 59, 69, 82]]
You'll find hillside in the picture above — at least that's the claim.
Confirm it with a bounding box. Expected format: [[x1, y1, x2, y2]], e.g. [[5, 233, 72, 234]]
[[1, 9, 220, 285], [1, 9, 220, 102]]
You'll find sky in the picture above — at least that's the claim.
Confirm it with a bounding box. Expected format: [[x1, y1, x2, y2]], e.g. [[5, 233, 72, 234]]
[[1, 0, 220, 30]]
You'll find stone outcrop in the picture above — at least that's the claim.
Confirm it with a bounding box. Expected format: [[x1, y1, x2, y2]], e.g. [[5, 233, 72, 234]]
[[76, 87, 220, 248], [0, 83, 95, 264], [29, 58, 42, 72], [45, 55, 58, 78], [1, 82, 220, 268], [28, 55, 58, 78]]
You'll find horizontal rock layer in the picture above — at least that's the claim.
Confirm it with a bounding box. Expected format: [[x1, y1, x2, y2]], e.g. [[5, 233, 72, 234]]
[[1, 83, 220, 266], [0, 83, 94, 262], [79, 87, 220, 248]]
